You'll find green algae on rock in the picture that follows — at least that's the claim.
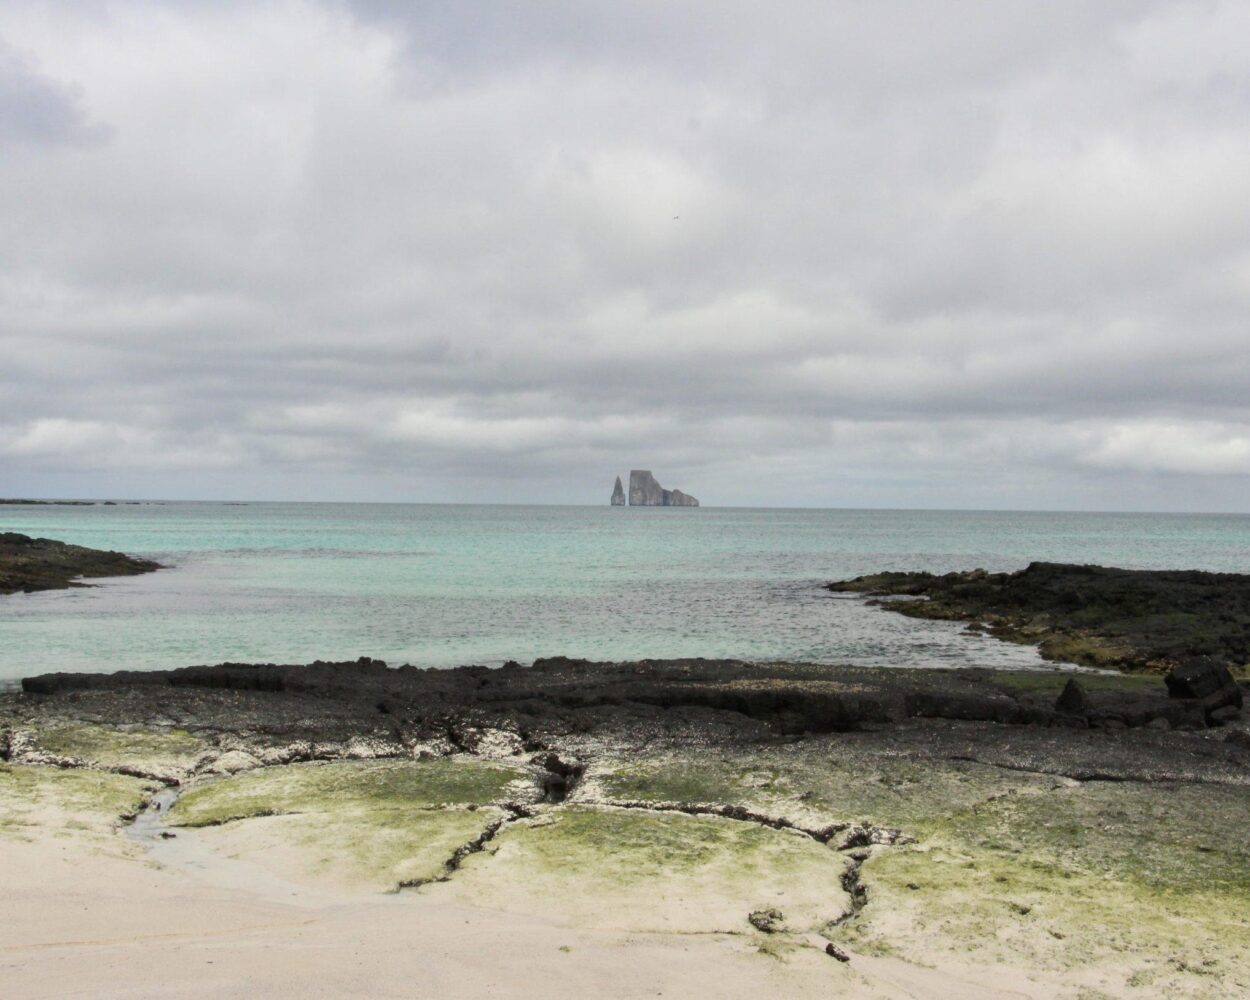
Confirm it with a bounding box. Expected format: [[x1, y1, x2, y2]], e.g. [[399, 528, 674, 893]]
[[169, 758, 534, 828], [0, 763, 151, 841], [435, 804, 854, 934], [7, 653, 1250, 997], [830, 562, 1250, 673], [166, 758, 537, 892], [33, 723, 206, 773], [589, 745, 1059, 835], [838, 780, 1250, 998]]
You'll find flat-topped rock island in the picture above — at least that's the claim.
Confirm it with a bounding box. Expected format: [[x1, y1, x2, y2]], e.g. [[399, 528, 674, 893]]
[[612, 469, 699, 506]]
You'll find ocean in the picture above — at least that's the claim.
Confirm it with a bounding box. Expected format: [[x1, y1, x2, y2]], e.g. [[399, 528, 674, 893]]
[[3, 502, 1249, 686]]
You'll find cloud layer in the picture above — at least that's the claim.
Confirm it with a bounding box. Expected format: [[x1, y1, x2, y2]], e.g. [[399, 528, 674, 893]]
[[3, 1, 1249, 509]]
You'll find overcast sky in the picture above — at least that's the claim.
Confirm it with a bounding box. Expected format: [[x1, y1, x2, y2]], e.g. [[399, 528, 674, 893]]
[[2, 1, 1249, 510]]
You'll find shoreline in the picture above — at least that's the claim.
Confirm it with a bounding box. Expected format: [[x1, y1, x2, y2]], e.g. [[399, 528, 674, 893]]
[[3, 656, 1249, 998], [831, 562, 1250, 674], [3, 544, 1250, 996], [0, 531, 163, 595]]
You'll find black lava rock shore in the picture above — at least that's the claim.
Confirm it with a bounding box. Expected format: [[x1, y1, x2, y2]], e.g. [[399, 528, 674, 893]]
[[0, 532, 162, 595], [830, 562, 1250, 673]]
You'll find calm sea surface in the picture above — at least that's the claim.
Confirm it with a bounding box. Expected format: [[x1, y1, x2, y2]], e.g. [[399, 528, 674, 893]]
[[3, 502, 1250, 686]]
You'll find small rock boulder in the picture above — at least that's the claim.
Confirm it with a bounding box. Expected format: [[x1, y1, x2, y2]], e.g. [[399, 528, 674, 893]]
[[202, 749, 261, 774], [1054, 678, 1089, 716], [748, 908, 785, 933], [1165, 657, 1243, 722]]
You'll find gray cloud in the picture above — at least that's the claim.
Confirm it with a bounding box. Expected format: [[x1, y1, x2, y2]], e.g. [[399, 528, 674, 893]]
[[2, 1, 1250, 509], [0, 39, 109, 148]]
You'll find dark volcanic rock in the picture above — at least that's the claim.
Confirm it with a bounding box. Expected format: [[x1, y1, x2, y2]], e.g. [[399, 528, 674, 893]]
[[628, 469, 664, 506], [830, 562, 1250, 674], [16, 655, 1198, 742], [0, 498, 96, 506], [10, 658, 1250, 792], [1165, 657, 1243, 703], [904, 688, 1023, 724], [748, 908, 785, 933], [0, 532, 163, 595], [1166, 657, 1243, 723], [1055, 678, 1089, 715]]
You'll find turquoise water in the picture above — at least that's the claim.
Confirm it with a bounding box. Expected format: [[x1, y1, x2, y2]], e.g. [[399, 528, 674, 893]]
[[3, 502, 1250, 685]]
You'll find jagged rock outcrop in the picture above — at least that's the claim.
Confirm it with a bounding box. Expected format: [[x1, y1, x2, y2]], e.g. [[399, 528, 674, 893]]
[[610, 476, 626, 506], [629, 469, 664, 506], [19, 654, 1248, 743], [1, 532, 163, 595], [830, 562, 1250, 674], [628, 470, 699, 507]]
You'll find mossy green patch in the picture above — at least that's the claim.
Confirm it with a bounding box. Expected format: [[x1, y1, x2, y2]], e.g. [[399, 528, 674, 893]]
[[0, 762, 150, 840], [195, 805, 505, 892], [166, 759, 533, 892], [443, 804, 853, 934], [836, 780, 1250, 998], [981, 670, 1160, 696], [593, 747, 1056, 834], [942, 781, 1250, 895], [594, 756, 791, 808], [169, 757, 530, 828], [591, 746, 1250, 993], [35, 722, 205, 772], [1037, 634, 1138, 669]]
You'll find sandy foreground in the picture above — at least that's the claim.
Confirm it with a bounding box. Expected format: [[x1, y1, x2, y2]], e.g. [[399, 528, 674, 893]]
[[2, 817, 1070, 1000], [4, 657, 1250, 999], [3, 754, 1235, 1000]]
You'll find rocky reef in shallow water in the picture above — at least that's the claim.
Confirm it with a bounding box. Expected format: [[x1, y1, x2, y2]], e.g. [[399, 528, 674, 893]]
[[626, 469, 699, 507], [830, 561, 1250, 674], [0, 532, 163, 595]]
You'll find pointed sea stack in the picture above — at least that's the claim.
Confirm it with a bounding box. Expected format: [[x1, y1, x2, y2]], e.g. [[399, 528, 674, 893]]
[[610, 476, 626, 506], [627, 470, 699, 507]]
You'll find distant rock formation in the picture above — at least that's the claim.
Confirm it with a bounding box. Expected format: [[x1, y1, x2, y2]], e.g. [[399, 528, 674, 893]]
[[610, 476, 626, 506], [0, 498, 96, 506], [629, 470, 664, 506], [627, 470, 699, 507]]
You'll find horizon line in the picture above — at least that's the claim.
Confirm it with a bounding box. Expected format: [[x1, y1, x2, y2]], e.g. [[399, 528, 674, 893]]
[[4, 497, 1250, 518]]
